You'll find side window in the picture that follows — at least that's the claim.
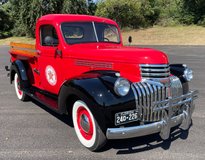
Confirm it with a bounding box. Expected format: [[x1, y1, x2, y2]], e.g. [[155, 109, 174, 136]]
[[40, 25, 59, 47], [64, 26, 84, 39], [103, 26, 119, 42]]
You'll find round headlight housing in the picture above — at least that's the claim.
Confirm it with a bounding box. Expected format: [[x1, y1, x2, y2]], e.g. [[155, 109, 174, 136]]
[[114, 78, 130, 96], [184, 68, 193, 81]]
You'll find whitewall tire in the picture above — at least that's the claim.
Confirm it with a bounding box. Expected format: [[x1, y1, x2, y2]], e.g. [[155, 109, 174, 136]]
[[72, 100, 106, 151], [14, 73, 28, 101]]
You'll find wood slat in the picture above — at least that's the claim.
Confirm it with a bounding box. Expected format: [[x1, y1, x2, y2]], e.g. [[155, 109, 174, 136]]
[[10, 48, 37, 58], [10, 42, 35, 50]]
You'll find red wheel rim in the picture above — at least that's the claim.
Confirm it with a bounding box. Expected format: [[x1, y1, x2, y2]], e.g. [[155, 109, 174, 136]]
[[77, 107, 93, 140], [16, 77, 23, 96]]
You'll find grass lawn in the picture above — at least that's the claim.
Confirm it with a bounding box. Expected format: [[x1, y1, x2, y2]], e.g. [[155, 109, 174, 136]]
[[122, 25, 205, 45], [0, 25, 205, 46], [0, 37, 35, 46]]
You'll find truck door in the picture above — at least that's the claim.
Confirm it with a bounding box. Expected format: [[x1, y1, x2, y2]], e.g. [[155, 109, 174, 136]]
[[37, 24, 63, 95]]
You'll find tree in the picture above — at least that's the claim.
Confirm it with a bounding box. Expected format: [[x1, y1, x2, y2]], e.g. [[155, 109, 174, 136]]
[[88, 1, 97, 15], [61, 0, 88, 14], [181, 0, 205, 24], [9, 0, 89, 37], [154, 0, 182, 26], [0, 5, 12, 38], [95, 0, 161, 28]]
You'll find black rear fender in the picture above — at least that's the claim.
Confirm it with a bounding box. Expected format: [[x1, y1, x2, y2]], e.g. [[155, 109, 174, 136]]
[[10, 60, 30, 88]]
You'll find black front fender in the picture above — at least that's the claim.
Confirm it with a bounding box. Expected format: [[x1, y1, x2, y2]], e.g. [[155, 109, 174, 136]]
[[58, 71, 136, 132], [170, 64, 189, 94], [58, 71, 135, 109]]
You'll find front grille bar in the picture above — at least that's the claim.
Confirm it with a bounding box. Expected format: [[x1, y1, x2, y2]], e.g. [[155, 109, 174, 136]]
[[140, 64, 170, 78], [132, 81, 167, 122]]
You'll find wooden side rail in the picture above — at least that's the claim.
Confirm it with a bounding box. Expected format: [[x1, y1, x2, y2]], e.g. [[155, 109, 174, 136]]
[[10, 42, 36, 50], [10, 42, 37, 58]]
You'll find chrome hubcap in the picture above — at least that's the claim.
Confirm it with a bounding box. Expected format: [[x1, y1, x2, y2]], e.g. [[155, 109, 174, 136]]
[[80, 114, 90, 133]]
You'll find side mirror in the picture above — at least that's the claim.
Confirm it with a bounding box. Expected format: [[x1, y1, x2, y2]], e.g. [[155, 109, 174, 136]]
[[128, 36, 132, 45]]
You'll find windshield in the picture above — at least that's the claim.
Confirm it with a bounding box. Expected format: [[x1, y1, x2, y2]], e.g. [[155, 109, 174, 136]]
[[61, 22, 120, 45]]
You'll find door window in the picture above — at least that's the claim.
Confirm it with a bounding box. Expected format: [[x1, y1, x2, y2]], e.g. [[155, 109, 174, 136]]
[[40, 25, 59, 46]]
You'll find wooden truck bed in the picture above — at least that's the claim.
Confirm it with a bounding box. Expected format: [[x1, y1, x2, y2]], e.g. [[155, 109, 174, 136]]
[[9, 42, 37, 59]]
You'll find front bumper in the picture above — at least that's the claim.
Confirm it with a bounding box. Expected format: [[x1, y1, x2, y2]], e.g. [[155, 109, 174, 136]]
[[106, 90, 198, 140]]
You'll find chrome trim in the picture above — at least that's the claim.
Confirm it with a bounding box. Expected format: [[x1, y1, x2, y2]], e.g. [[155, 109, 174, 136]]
[[92, 22, 99, 42], [141, 68, 170, 72], [106, 90, 198, 140], [107, 113, 183, 140], [140, 64, 170, 68], [132, 80, 168, 122], [132, 77, 184, 122], [140, 64, 170, 78], [170, 76, 183, 98], [80, 114, 90, 133], [141, 72, 170, 77]]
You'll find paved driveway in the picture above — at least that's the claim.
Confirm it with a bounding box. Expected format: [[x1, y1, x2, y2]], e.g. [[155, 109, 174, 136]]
[[0, 45, 204, 160]]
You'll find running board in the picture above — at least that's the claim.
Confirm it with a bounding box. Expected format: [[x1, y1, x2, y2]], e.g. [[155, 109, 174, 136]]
[[23, 87, 61, 114]]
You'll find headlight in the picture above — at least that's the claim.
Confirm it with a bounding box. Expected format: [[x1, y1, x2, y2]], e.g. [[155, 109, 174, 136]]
[[114, 78, 130, 96], [184, 68, 193, 81]]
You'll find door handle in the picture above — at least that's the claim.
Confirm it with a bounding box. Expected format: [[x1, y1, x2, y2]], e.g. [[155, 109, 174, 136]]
[[36, 50, 41, 56], [55, 49, 62, 58], [34, 68, 40, 75]]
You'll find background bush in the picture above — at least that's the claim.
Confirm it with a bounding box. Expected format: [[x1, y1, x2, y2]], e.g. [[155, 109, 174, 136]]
[[0, 0, 205, 38], [6, 0, 91, 37], [95, 0, 160, 28], [96, 0, 145, 28], [0, 4, 13, 38]]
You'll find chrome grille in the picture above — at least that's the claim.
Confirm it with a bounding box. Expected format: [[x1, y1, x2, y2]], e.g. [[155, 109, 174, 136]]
[[132, 81, 168, 122], [132, 77, 183, 122], [170, 76, 183, 98], [140, 64, 170, 78]]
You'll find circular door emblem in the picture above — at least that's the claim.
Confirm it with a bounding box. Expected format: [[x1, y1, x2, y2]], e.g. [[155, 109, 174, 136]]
[[45, 65, 57, 86]]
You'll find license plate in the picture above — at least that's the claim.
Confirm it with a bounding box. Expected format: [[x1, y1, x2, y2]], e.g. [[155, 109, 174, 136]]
[[115, 109, 139, 126]]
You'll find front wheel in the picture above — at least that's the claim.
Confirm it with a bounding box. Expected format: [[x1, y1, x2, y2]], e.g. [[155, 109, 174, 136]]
[[72, 100, 106, 151], [14, 73, 28, 101]]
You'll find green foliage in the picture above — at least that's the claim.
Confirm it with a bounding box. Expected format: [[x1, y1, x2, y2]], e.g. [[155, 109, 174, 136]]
[[95, 0, 180, 28], [181, 0, 205, 25], [10, 0, 63, 37], [88, 2, 97, 15], [95, 0, 147, 28], [96, 0, 205, 28], [61, 0, 88, 14], [1, 0, 205, 39], [0, 4, 13, 38], [140, 0, 160, 26], [154, 0, 182, 26], [9, 0, 89, 37]]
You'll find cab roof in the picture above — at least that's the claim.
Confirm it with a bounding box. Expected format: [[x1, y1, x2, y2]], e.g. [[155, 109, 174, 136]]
[[37, 14, 118, 26]]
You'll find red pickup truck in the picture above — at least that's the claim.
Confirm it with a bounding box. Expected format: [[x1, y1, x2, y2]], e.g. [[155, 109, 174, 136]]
[[6, 14, 198, 151]]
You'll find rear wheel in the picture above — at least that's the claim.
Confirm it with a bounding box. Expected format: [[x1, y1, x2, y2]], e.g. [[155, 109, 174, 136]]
[[72, 100, 106, 151], [14, 73, 28, 101]]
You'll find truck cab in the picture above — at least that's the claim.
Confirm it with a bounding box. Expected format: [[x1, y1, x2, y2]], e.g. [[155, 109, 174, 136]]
[[8, 14, 198, 151]]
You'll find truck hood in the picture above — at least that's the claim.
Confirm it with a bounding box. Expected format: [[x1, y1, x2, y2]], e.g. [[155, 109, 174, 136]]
[[67, 44, 169, 64]]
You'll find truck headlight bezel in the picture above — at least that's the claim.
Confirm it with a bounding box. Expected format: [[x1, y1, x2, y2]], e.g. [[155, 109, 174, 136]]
[[114, 78, 130, 96], [184, 67, 193, 81]]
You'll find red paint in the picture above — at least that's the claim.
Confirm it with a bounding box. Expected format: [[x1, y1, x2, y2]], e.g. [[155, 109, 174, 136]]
[[17, 77, 23, 95], [77, 107, 93, 140], [9, 14, 169, 96]]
